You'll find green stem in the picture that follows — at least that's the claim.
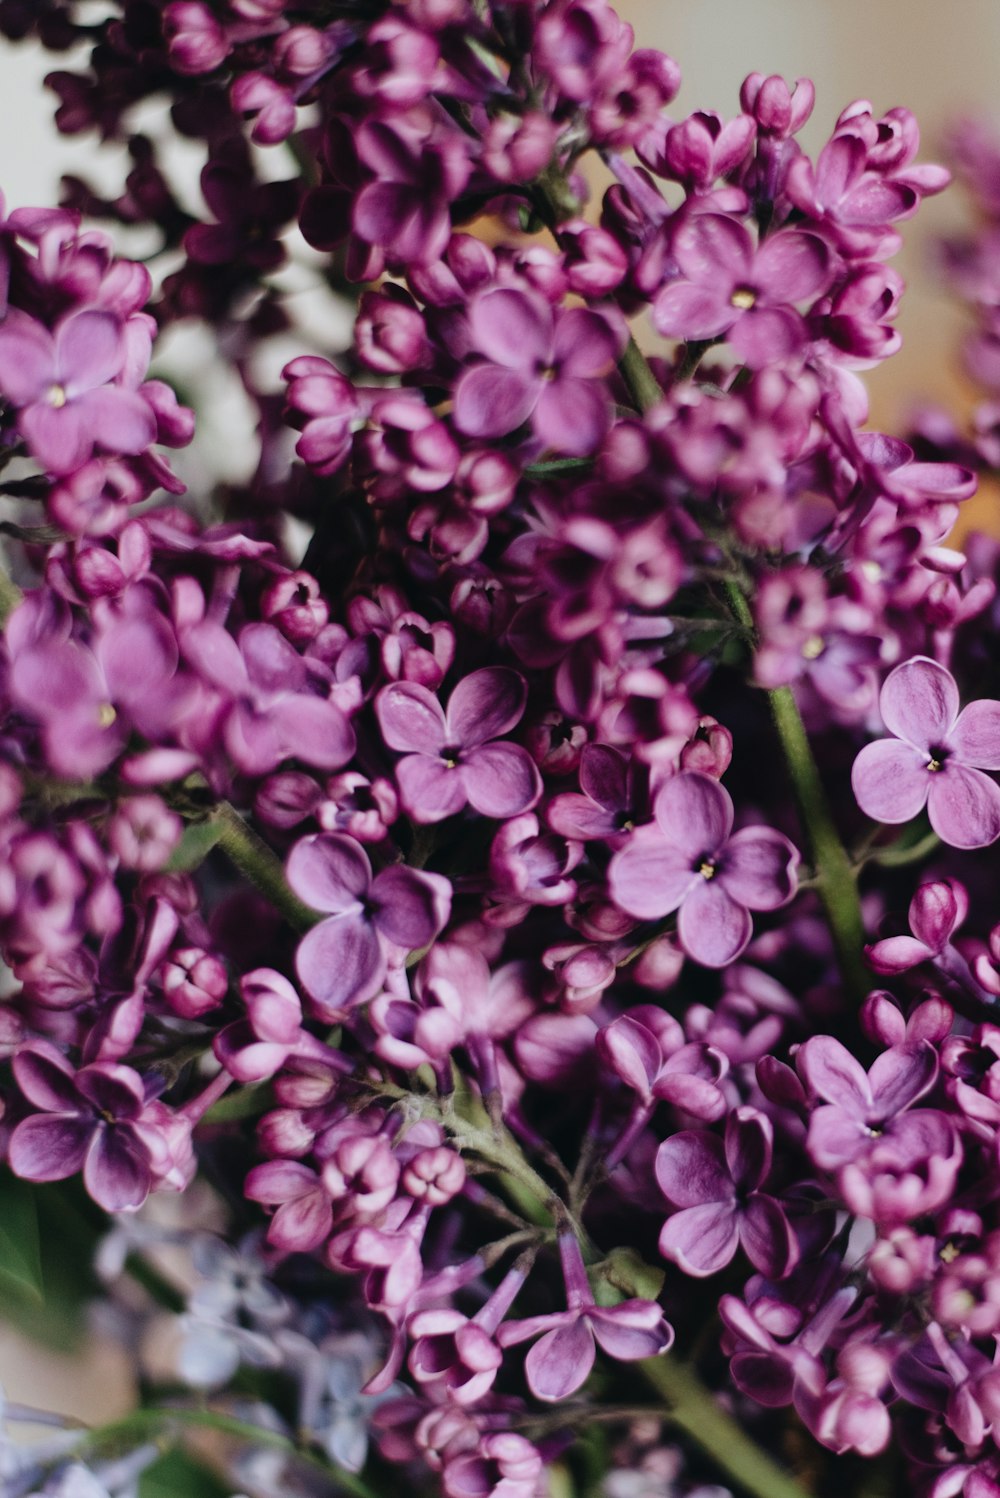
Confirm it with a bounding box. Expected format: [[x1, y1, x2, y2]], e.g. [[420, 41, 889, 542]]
[[0, 561, 22, 625], [83, 1407, 380, 1498], [618, 335, 663, 414], [723, 582, 867, 997], [863, 826, 941, 869], [641, 1357, 814, 1498], [211, 802, 318, 932]]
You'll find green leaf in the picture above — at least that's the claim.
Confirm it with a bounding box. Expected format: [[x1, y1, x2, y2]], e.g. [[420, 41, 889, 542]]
[[139, 1449, 231, 1498], [166, 819, 224, 872], [204, 1079, 273, 1124], [0, 1174, 44, 1300]]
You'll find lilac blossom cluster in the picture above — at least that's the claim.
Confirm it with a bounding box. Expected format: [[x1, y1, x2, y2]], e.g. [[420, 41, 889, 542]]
[[0, 4, 1000, 1498]]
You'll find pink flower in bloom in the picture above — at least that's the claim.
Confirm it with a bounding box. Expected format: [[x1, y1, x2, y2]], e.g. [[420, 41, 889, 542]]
[[851, 656, 1000, 848], [608, 770, 799, 966], [0, 308, 156, 474], [8, 1041, 155, 1212], [375, 666, 541, 824], [655, 1106, 798, 1278], [286, 832, 451, 1015], [652, 214, 834, 367], [497, 1233, 672, 1401], [453, 287, 626, 456]]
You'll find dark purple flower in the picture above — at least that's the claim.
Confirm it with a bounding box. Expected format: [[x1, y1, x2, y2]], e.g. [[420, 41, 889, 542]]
[[286, 833, 451, 1015], [375, 667, 541, 824], [851, 656, 1000, 848], [497, 1233, 672, 1401], [652, 214, 833, 367], [609, 771, 799, 966], [8, 1041, 154, 1212], [796, 1034, 940, 1171], [0, 309, 156, 475], [352, 118, 470, 268], [453, 287, 625, 456], [655, 1107, 798, 1278], [182, 619, 356, 777]]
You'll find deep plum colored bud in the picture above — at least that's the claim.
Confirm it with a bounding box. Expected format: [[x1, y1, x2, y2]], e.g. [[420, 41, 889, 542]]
[[162, 3, 231, 75], [355, 289, 430, 374], [261, 571, 330, 645]]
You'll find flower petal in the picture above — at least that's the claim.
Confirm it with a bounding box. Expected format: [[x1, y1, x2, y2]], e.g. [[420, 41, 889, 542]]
[[850, 738, 930, 824], [371, 865, 450, 949], [590, 1301, 673, 1361], [84, 1125, 151, 1213], [677, 878, 752, 967], [462, 743, 541, 820], [797, 1035, 872, 1111], [609, 831, 699, 920], [395, 753, 469, 823], [949, 698, 1000, 770], [653, 771, 733, 859], [376, 680, 447, 754], [447, 667, 526, 747], [720, 827, 799, 911], [8, 1114, 91, 1181], [56, 310, 125, 393], [879, 656, 959, 751], [927, 763, 1000, 849], [469, 287, 552, 370], [286, 833, 371, 913], [452, 363, 539, 440], [524, 1316, 595, 1401], [294, 911, 384, 1014], [658, 1200, 740, 1276], [740, 1193, 797, 1278], [655, 1129, 731, 1208]]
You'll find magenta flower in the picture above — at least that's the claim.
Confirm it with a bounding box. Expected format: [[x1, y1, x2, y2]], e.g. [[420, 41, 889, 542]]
[[608, 771, 799, 966], [655, 1107, 798, 1278], [375, 666, 541, 824], [0, 308, 156, 474], [796, 1034, 940, 1171], [652, 214, 833, 367], [497, 1233, 672, 1401], [453, 287, 625, 456], [8, 1042, 154, 1213], [286, 832, 451, 1015], [851, 656, 1000, 848]]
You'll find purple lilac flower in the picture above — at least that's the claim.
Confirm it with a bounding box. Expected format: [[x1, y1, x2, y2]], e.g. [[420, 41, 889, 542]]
[[0, 309, 156, 474], [851, 656, 1000, 848], [609, 771, 799, 966], [453, 287, 626, 455], [497, 1233, 673, 1401], [652, 214, 833, 366], [8, 1042, 155, 1212], [655, 1106, 797, 1278], [375, 666, 541, 824], [286, 832, 451, 1014]]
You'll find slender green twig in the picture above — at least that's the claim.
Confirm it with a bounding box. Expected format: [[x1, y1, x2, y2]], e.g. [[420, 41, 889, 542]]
[[641, 1357, 814, 1498], [210, 801, 319, 931], [720, 581, 867, 996]]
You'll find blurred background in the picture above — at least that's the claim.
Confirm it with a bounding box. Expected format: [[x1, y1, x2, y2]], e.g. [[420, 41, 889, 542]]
[[0, 0, 998, 1430]]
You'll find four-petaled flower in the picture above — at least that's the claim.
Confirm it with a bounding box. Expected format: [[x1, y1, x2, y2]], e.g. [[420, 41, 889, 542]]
[[609, 770, 800, 966], [851, 656, 1000, 848], [655, 1106, 798, 1278], [375, 666, 542, 824], [286, 832, 451, 1015]]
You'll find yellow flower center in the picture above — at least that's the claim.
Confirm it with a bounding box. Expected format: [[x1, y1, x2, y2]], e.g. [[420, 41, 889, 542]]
[[730, 287, 757, 310], [699, 861, 716, 880], [47, 383, 68, 409], [801, 635, 825, 660], [97, 702, 117, 728]]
